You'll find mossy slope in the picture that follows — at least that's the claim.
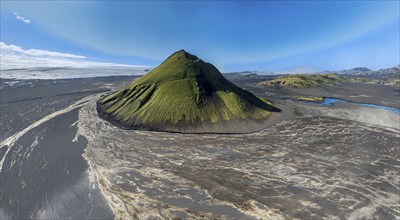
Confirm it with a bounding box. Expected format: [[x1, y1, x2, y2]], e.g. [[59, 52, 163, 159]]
[[260, 74, 346, 88], [97, 50, 278, 133]]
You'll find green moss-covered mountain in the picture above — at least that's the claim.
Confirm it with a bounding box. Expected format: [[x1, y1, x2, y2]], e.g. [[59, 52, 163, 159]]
[[260, 74, 346, 88], [97, 50, 279, 133]]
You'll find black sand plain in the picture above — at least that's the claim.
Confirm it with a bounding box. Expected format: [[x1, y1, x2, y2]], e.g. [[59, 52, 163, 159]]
[[0, 72, 399, 219]]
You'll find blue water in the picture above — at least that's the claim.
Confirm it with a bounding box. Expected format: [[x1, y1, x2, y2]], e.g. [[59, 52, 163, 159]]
[[321, 98, 400, 114], [257, 94, 400, 114]]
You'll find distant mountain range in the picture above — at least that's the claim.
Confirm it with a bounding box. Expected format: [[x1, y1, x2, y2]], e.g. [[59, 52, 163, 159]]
[[323, 65, 399, 76], [258, 65, 399, 87], [226, 65, 399, 77], [373, 65, 400, 77]]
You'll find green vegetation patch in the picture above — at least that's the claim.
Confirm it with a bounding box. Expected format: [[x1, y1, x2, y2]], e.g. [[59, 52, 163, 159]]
[[260, 74, 347, 88], [283, 95, 324, 103]]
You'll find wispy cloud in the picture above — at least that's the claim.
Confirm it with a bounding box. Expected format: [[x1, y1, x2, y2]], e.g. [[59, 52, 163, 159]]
[[1, 42, 86, 59], [0, 42, 146, 70], [13, 12, 30, 24]]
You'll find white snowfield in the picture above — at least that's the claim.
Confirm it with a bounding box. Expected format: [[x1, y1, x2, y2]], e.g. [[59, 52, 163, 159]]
[[0, 67, 150, 80]]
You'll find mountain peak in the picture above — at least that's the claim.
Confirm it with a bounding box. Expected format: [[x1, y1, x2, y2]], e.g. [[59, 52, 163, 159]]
[[167, 49, 200, 62], [351, 67, 371, 72], [97, 50, 279, 133]]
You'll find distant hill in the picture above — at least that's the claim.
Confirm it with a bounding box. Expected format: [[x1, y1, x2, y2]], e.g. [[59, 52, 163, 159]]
[[225, 71, 275, 76], [324, 65, 399, 76], [345, 67, 373, 75], [329, 65, 399, 86], [97, 50, 279, 133], [373, 65, 399, 77], [259, 74, 346, 88]]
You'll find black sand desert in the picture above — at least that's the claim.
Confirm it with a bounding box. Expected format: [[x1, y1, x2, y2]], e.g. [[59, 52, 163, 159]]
[[0, 64, 399, 219]]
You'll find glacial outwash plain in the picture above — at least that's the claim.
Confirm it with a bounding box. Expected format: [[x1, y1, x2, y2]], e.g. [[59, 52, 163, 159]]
[[0, 61, 399, 219]]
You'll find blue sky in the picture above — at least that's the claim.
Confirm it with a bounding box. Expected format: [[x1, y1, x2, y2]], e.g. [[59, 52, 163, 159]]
[[0, 1, 399, 72]]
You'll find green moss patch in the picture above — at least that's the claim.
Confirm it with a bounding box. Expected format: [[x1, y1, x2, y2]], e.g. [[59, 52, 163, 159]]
[[260, 74, 347, 88]]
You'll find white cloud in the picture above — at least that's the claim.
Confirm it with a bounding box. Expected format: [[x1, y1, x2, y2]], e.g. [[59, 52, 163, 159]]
[[0, 42, 147, 70], [13, 12, 30, 24], [0, 42, 86, 59]]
